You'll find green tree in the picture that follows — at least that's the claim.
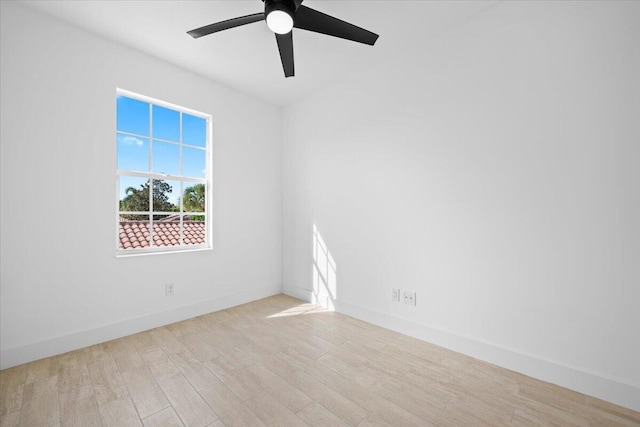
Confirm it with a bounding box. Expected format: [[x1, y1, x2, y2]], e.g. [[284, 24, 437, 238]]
[[183, 184, 205, 212], [120, 179, 177, 219], [183, 183, 205, 221]]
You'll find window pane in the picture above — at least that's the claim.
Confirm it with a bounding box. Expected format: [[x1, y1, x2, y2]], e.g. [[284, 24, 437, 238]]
[[183, 183, 206, 213], [183, 216, 205, 246], [152, 216, 181, 247], [117, 96, 149, 136], [152, 179, 180, 213], [152, 105, 180, 142], [119, 215, 150, 249], [183, 114, 206, 147], [117, 133, 149, 172], [119, 176, 150, 213], [152, 141, 180, 176], [182, 147, 206, 178]]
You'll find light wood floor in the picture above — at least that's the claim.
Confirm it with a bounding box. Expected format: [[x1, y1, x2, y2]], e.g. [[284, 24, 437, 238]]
[[1, 294, 638, 427]]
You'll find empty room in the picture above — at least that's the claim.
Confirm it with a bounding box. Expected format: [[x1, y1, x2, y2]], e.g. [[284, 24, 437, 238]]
[[1, 0, 638, 425]]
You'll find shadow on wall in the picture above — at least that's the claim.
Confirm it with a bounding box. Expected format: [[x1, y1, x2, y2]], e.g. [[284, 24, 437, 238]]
[[312, 224, 337, 310]]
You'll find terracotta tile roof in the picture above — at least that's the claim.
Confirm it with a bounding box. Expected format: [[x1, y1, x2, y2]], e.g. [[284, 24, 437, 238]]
[[119, 220, 205, 250]]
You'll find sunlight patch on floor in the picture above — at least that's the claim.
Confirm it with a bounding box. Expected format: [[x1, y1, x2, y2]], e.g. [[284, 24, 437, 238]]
[[266, 303, 330, 318]]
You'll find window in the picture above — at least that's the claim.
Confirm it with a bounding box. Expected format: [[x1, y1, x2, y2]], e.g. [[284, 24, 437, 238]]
[[116, 89, 211, 255]]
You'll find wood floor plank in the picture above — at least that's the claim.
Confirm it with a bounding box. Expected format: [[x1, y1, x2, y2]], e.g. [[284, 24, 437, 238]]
[[280, 348, 345, 387], [385, 381, 451, 421], [113, 348, 146, 374], [98, 396, 142, 427], [287, 370, 367, 426], [150, 327, 189, 355], [88, 359, 129, 406], [245, 391, 307, 427], [284, 337, 327, 361], [83, 343, 113, 365], [0, 366, 25, 416], [332, 379, 428, 427], [243, 363, 312, 413], [120, 365, 170, 419], [404, 363, 463, 388], [128, 331, 157, 355], [511, 401, 589, 426], [317, 353, 358, 378], [356, 415, 394, 427], [140, 346, 182, 383], [169, 351, 218, 391], [178, 333, 220, 362], [252, 351, 300, 379], [203, 360, 254, 402], [165, 319, 202, 338], [513, 382, 589, 426], [59, 384, 101, 427], [0, 411, 21, 427], [340, 364, 395, 398], [158, 374, 217, 427], [25, 357, 55, 385], [142, 407, 185, 427], [213, 347, 256, 372], [584, 396, 640, 426], [21, 376, 59, 427], [445, 393, 514, 426], [198, 380, 266, 427], [393, 335, 450, 364], [55, 354, 91, 393], [202, 326, 251, 351], [452, 373, 519, 415], [296, 401, 350, 427]]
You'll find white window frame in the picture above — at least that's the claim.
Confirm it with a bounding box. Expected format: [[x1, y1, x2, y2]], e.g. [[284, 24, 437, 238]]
[[115, 88, 212, 256]]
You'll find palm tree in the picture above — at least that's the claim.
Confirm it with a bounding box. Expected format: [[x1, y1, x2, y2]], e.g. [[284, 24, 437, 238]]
[[183, 184, 205, 220], [183, 184, 205, 212]]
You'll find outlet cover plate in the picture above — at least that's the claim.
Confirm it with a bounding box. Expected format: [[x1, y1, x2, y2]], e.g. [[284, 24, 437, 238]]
[[403, 290, 416, 305], [166, 283, 175, 296]]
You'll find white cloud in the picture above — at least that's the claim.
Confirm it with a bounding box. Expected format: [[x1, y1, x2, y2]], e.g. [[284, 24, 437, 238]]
[[122, 135, 145, 147]]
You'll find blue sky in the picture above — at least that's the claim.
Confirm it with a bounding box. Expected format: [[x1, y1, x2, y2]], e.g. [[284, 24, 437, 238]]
[[117, 96, 207, 207]]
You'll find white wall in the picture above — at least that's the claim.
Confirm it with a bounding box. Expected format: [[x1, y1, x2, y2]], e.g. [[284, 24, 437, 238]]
[[283, 1, 640, 411], [0, 2, 282, 368]]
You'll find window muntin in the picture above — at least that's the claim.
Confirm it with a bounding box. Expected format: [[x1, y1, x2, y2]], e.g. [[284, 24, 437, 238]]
[[116, 89, 211, 254]]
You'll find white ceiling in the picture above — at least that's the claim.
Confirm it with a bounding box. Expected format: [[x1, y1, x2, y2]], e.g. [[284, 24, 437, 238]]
[[20, 0, 499, 106]]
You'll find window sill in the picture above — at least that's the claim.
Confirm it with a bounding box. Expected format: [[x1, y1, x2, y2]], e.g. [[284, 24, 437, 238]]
[[116, 245, 212, 258]]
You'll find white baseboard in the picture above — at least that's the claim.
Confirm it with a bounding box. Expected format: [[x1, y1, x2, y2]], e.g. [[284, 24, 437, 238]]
[[0, 283, 282, 370], [283, 288, 639, 412], [282, 286, 313, 303]]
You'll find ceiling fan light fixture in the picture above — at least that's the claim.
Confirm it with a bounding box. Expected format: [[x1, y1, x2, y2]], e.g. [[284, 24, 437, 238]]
[[265, 1, 294, 34], [266, 10, 293, 34]]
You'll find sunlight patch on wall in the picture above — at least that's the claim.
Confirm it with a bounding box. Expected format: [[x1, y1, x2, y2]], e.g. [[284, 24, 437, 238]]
[[313, 224, 337, 310]]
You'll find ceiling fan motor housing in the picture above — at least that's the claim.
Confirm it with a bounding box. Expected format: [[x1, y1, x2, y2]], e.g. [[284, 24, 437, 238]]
[[264, 0, 297, 20]]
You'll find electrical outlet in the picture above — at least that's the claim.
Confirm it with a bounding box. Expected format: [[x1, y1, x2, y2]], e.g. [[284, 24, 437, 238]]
[[166, 283, 175, 296], [403, 290, 416, 305], [392, 288, 400, 302]]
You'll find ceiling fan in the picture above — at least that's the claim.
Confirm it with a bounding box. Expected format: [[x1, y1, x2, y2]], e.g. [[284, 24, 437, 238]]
[[187, 0, 379, 78]]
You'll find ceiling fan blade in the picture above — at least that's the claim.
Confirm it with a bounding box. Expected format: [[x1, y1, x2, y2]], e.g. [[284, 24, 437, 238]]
[[275, 32, 295, 77], [187, 13, 265, 38], [293, 6, 378, 46]]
